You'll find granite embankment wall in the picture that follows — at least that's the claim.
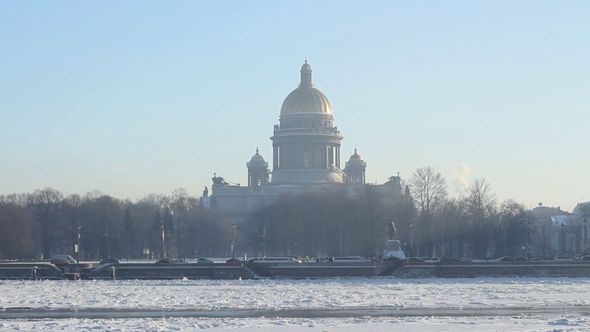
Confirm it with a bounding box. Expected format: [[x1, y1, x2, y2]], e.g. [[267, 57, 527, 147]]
[[394, 261, 590, 278], [0, 263, 65, 280]]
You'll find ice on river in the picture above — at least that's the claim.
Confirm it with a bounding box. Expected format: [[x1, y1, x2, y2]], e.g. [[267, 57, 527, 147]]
[[2, 277, 590, 330], [2, 315, 590, 331], [2, 277, 590, 310]]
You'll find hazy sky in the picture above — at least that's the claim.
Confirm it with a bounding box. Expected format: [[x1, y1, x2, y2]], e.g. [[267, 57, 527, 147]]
[[1, 1, 588, 210]]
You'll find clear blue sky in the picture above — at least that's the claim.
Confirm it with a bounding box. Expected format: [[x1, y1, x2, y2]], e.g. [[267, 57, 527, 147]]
[[1, 1, 588, 210]]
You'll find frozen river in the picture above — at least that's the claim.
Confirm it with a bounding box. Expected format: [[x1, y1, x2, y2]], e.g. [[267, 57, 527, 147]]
[[1, 277, 590, 330]]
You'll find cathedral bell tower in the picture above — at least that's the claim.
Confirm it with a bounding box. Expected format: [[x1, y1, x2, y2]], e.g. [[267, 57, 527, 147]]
[[247, 148, 269, 187], [344, 148, 367, 185]]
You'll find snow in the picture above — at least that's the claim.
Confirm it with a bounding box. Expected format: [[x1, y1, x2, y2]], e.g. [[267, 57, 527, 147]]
[[1, 277, 590, 310], [1, 277, 590, 330], [1, 316, 590, 331]]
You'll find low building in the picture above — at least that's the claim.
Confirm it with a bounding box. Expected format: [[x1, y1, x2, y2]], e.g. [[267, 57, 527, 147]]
[[530, 204, 585, 257]]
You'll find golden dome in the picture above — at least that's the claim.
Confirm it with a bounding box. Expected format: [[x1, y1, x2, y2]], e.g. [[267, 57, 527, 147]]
[[280, 61, 332, 116], [280, 87, 332, 116]]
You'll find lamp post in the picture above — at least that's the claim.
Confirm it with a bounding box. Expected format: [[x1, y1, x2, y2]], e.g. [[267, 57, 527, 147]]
[[169, 209, 174, 258], [408, 222, 414, 257], [542, 223, 546, 259], [584, 218, 588, 253], [103, 228, 109, 260], [75, 224, 81, 264], [261, 223, 267, 258], [337, 224, 343, 256], [526, 221, 531, 258], [231, 224, 237, 260], [559, 223, 567, 256], [160, 223, 165, 259]]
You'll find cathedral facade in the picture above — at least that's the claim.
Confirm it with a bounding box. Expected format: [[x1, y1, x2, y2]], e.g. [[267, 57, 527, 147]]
[[206, 61, 402, 221]]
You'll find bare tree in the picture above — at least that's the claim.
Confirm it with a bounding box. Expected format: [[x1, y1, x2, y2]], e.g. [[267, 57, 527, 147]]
[[0, 203, 34, 258], [464, 178, 496, 217], [409, 166, 448, 215], [462, 178, 497, 258], [28, 188, 64, 258]]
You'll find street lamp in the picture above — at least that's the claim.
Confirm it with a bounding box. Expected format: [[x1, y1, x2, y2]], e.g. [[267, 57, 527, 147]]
[[337, 224, 344, 256], [408, 222, 414, 257], [541, 223, 546, 259], [261, 223, 267, 258], [160, 224, 166, 259], [584, 218, 588, 253], [560, 223, 567, 256], [75, 224, 81, 264], [103, 228, 109, 260], [231, 224, 237, 260], [526, 221, 531, 258]]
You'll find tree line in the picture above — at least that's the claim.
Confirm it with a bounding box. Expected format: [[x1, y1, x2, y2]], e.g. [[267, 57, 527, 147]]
[[0, 188, 229, 260], [241, 167, 534, 259], [0, 167, 539, 260], [402, 167, 534, 259]]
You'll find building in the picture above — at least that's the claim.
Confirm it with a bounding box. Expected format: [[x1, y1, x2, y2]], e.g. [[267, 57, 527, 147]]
[[207, 61, 402, 221], [573, 202, 590, 220], [530, 204, 585, 257]]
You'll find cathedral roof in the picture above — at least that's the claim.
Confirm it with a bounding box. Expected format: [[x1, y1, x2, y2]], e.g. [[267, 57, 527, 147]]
[[248, 148, 268, 167], [280, 61, 332, 116], [345, 148, 367, 169], [348, 148, 364, 161]]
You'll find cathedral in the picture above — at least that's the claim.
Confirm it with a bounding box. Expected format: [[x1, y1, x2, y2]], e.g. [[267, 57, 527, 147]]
[[205, 61, 402, 221]]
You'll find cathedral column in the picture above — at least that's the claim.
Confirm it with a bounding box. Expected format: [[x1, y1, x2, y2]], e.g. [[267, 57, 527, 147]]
[[314, 144, 321, 168], [273, 145, 278, 170], [279, 146, 286, 169]]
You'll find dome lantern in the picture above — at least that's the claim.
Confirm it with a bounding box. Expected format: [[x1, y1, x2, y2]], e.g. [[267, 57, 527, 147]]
[[299, 60, 312, 88]]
